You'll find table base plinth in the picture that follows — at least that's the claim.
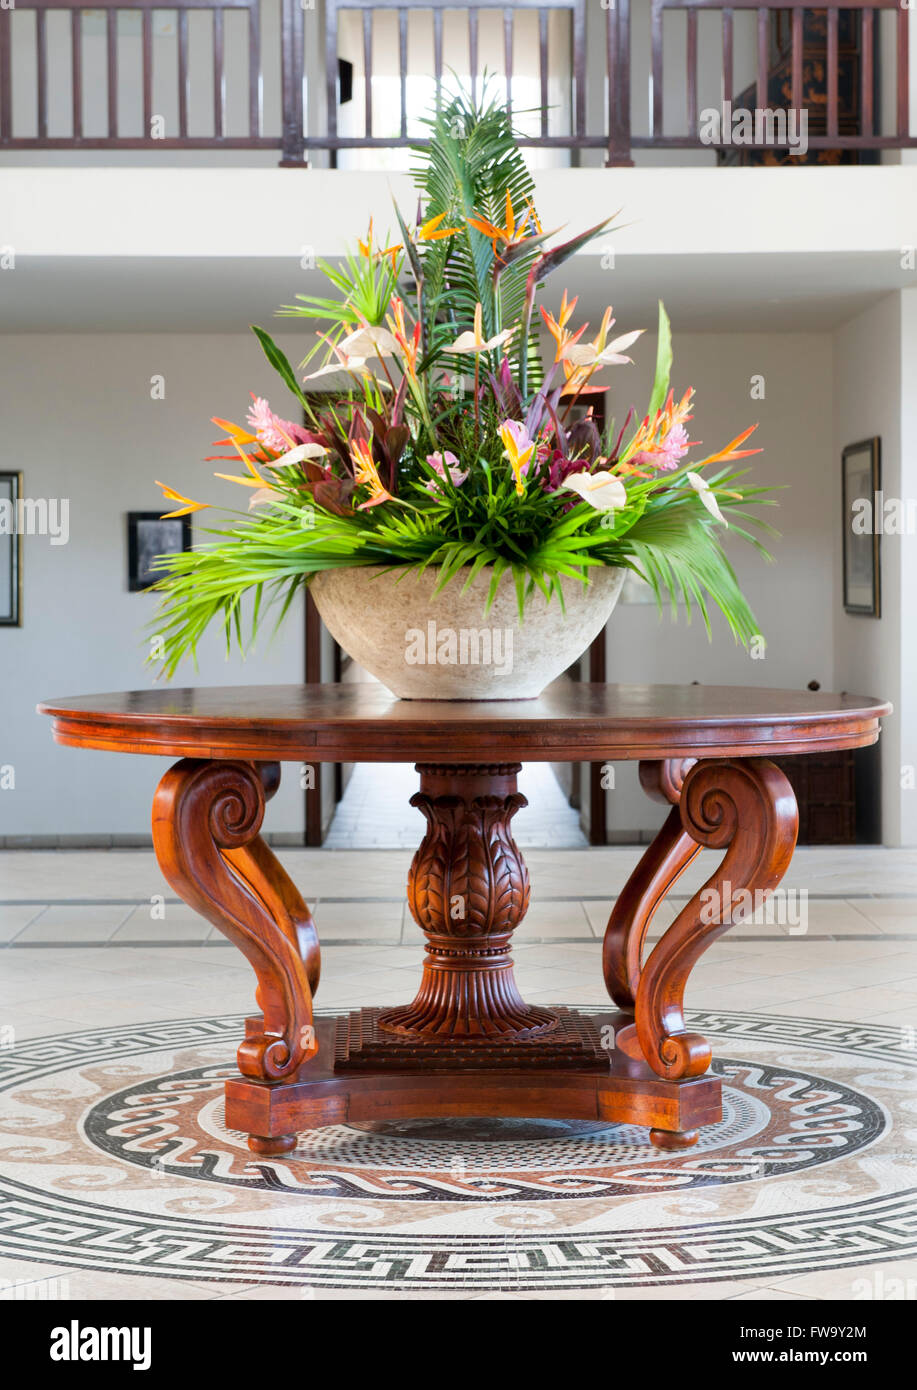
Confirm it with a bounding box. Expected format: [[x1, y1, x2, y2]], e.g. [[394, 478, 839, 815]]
[[224, 1013, 721, 1154], [335, 1006, 610, 1071]]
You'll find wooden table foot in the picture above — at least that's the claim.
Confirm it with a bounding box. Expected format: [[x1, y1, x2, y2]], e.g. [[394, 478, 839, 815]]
[[248, 1133, 297, 1157], [650, 1127, 699, 1151]]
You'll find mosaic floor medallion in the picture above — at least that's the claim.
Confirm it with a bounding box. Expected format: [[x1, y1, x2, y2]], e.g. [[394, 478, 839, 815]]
[[1, 1010, 915, 1290]]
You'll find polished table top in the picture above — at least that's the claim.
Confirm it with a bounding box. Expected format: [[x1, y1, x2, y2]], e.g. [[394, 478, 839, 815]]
[[38, 683, 892, 763]]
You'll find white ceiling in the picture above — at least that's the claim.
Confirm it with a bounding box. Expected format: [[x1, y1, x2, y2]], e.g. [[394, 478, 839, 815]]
[[2, 251, 913, 334]]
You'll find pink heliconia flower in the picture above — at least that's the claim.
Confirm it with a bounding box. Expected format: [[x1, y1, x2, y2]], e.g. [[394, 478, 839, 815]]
[[247, 395, 311, 452], [425, 450, 469, 490], [630, 422, 691, 473]]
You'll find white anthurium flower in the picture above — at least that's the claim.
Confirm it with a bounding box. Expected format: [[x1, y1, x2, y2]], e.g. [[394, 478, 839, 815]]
[[248, 486, 285, 510], [339, 325, 399, 359], [302, 357, 371, 382], [561, 470, 628, 511], [446, 302, 515, 355], [686, 471, 728, 526], [564, 329, 644, 368], [273, 442, 328, 467]]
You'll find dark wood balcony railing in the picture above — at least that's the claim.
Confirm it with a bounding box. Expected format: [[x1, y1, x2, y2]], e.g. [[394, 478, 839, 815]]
[[0, 0, 913, 164]]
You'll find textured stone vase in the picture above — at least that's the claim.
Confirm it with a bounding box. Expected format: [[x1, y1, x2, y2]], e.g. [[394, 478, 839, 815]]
[[308, 563, 625, 699]]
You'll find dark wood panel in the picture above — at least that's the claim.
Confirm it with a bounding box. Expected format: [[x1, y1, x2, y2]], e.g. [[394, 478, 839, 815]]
[[771, 750, 857, 844]]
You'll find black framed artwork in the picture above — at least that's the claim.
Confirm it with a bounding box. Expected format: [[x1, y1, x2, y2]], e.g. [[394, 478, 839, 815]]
[[128, 512, 192, 592], [0, 471, 23, 627], [841, 437, 881, 618]]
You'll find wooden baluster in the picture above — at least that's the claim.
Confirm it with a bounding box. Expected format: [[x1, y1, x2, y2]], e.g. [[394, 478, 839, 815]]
[[324, 0, 338, 159], [572, 0, 585, 138], [362, 8, 372, 138], [106, 7, 118, 139], [469, 8, 478, 107], [860, 9, 874, 138], [756, 5, 767, 114], [212, 7, 223, 139], [142, 6, 153, 139], [539, 8, 548, 139], [178, 9, 189, 138], [504, 7, 513, 123], [433, 7, 443, 108], [249, 1, 260, 140], [650, 0, 662, 139], [897, 3, 910, 141], [71, 10, 82, 140], [827, 7, 839, 143], [619, 0, 631, 159], [398, 6, 407, 139], [722, 7, 733, 111], [606, 0, 633, 166], [0, 5, 10, 143], [36, 7, 48, 141], [791, 7, 803, 129], [686, 8, 698, 137]]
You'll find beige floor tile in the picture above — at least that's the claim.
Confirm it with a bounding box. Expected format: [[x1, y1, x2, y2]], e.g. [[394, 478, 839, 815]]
[[769, 1259, 917, 1300], [40, 1269, 259, 1300], [0, 906, 48, 943], [728, 1287, 817, 1300], [517, 901, 593, 938], [305, 901, 404, 941], [111, 906, 211, 943], [14, 904, 133, 944]]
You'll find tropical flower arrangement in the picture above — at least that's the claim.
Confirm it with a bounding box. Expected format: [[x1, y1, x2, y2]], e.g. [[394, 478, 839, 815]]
[[151, 90, 774, 679]]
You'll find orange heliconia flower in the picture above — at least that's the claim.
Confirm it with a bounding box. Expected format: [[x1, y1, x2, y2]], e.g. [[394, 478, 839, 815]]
[[351, 439, 393, 509], [386, 297, 422, 380]]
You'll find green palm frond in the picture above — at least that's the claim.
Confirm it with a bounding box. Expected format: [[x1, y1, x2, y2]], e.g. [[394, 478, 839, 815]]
[[412, 85, 543, 385], [615, 502, 767, 643]]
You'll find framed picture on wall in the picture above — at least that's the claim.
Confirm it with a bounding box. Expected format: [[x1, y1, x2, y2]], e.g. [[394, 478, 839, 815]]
[[128, 512, 192, 592], [841, 437, 881, 617], [0, 471, 23, 627]]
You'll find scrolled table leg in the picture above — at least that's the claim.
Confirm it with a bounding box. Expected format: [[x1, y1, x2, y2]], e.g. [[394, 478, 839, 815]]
[[603, 758, 700, 1011], [633, 757, 798, 1083], [151, 758, 320, 1154]]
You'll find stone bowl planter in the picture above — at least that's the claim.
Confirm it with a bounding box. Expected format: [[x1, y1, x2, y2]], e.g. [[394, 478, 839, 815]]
[[309, 564, 626, 700]]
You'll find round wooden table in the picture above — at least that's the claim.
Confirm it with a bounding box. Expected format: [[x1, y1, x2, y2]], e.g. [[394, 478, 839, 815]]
[[39, 683, 891, 1155]]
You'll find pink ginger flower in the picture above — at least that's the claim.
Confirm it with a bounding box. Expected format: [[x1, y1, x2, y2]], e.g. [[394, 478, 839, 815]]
[[630, 422, 691, 473], [425, 451, 469, 491], [247, 394, 311, 453]]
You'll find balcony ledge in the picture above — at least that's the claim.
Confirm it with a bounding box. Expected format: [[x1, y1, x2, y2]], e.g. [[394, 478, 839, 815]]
[[3, 165, 917, 261]]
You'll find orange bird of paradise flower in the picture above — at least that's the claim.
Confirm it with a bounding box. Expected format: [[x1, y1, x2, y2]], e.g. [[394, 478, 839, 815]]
[[467, 191, 540, 255], [157, 483, 209, 517]]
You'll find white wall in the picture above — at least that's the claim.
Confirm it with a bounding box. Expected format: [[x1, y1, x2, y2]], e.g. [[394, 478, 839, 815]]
[[0, 331, 310, 842], [832, 289, 917, 848], [900, 288, 917, 843], [832, 293, 902, 844], [596, 329, 836, 837]]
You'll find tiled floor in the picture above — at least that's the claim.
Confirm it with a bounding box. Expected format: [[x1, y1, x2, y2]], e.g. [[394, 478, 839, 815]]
[[0, 843, 915, 1300], [324, 761, 589, 848]]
